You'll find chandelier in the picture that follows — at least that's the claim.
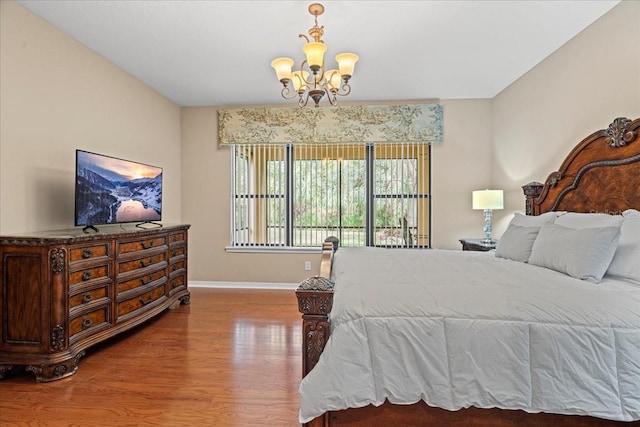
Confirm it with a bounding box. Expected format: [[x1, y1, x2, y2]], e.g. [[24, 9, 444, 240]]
[[271, 3, 359, 108]]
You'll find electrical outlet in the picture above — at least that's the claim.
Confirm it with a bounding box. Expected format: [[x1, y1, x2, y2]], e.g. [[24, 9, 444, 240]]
[[304, 261, 311, 271]]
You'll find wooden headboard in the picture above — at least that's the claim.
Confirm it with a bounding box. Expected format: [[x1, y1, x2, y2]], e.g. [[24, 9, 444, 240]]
[[523, 117, 640, 216]]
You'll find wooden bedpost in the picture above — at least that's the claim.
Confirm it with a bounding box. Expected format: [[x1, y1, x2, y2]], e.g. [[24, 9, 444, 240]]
[[522, 181, 544, 215], [296, 276, 334, 376], [296, 276, 333, 427], [296, 238, 337, 427], [296, 238, 337, 376]]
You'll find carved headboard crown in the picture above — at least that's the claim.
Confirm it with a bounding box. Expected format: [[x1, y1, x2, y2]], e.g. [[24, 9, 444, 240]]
[[523, 117, 640, 216]]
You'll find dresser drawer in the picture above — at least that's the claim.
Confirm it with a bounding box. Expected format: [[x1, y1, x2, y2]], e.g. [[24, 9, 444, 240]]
[[69, 305, 110, 342], [117, 269, 166, 293], [118, 252, 167, 274], [69, 263, 110, 287], [69, 242, 110, 263], [69, 284, 110, 310], [168, 274, 186, 293], [169, 246, 185, 259], [116, 284, 166, 321], [117, 235, 167, 256], [169, 259, 186, 274], [169, 230, 186, 245]]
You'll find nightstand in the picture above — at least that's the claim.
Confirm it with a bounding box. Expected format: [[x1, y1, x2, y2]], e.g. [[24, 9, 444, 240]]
[[459, 238, 498, 252]]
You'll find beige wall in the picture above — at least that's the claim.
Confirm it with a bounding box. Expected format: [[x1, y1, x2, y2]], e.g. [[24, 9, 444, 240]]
[[431, 99, 493, 249], [491, 0, 640, 235], [0, 1, 181, 234]]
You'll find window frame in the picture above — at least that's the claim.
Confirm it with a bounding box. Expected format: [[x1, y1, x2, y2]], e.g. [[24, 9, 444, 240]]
[[228, 143, 431, 252]]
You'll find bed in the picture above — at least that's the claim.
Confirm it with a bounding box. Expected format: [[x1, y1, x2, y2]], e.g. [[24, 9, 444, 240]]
[[295, 117, 640, 427]]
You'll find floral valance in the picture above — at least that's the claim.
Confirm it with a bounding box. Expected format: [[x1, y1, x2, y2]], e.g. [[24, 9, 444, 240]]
[[218, 104, 443, 145]]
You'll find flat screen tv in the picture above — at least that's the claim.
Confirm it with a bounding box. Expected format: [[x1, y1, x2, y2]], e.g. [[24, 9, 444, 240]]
[[75, 150, 163, 231]]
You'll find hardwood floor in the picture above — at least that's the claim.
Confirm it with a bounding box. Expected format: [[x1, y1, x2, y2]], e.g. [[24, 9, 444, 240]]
[[0, 288, 303, 426]]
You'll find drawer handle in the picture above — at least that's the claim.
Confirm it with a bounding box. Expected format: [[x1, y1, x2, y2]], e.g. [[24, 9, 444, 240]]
[[82, 249, 93, 258], [82, 317, 92, 329], [172, 264, 178, 271], [141, 275, 152, 285], [141, 241, 153, 249], [172, 250, 178, 257], [140, 259, 151, 267], [172, 280, 179, 289], [139, 296, 153, 306], [82, 293, 93, 303], [82, 271, 92, 281]]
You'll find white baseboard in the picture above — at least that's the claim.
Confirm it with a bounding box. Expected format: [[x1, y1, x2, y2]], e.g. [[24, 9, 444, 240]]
[[188, 281, 299, 290]]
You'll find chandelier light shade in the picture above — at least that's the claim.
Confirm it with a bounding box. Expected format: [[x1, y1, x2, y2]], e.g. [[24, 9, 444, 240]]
[[472, 189, 504, 243], [271, 3, 359, 108], [302, 42, 327, 71], [336, 53, 358, 77], [272, 58, 295, 82]]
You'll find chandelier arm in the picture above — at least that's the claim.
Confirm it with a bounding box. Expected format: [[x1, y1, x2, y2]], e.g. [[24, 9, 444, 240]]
[[281, 85, 300, 100], [317, 63, 326, 88], [298, 93, 310, 108], [294, 78, 311, 94], [299, 34, 311, 43], [335, 81, 352, 97], [326, 88, 338, 106], [298, 60, 314, 87]]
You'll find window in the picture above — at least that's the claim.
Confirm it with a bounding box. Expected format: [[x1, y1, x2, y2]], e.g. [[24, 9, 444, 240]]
[[231, 142, 430, 249]]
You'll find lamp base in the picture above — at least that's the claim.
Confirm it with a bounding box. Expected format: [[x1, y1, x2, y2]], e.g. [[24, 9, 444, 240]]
[[482, 209, 493, 244]]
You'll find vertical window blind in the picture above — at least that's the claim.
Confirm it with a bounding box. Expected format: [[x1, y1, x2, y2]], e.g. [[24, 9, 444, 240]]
[[231, 142, 430, 248]]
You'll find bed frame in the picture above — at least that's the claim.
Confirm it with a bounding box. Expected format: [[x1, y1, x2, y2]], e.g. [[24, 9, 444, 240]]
[[295, 117, 640, 427]]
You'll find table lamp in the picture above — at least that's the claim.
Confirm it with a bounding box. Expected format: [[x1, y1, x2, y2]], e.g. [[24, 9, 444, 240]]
[[472, 189, 504, 243]]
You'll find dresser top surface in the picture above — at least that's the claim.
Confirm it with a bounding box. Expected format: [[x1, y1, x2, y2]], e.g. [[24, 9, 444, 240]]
[[1, 223, 190, 245]]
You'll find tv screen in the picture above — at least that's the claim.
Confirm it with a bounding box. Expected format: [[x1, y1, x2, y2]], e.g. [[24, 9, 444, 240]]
[[75, 150, 163, 228]]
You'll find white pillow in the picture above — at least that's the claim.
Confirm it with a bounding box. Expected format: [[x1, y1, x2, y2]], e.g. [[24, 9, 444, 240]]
[[509, 211, 560, 227], [606, 209, 640, 283], [528, 223, 622, 283], [495, 225, 540, 263], [554, 212, 624, 229]]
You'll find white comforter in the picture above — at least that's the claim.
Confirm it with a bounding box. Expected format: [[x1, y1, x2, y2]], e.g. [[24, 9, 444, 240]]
[[299, 248, 640, 422]]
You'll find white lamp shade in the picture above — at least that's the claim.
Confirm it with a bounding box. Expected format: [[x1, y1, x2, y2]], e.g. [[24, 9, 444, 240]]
[[302, 42, 327, 69], [271, 57, 294, 82], [472, 190, 504, 210], [336, 52, 358, 77]]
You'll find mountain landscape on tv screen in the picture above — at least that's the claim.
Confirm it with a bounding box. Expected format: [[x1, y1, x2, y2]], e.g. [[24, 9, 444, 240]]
[[76, 163, 162, 226]]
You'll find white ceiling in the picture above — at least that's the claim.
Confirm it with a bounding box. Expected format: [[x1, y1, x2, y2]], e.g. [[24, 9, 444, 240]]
[[18, 0, 619, 107]]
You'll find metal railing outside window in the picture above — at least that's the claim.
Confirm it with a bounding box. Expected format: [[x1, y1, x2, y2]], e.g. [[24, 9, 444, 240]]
[[231, 142, 430, 248]]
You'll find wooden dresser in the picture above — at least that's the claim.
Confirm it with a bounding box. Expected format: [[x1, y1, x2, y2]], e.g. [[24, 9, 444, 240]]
[[0, 224, 190, 382]]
